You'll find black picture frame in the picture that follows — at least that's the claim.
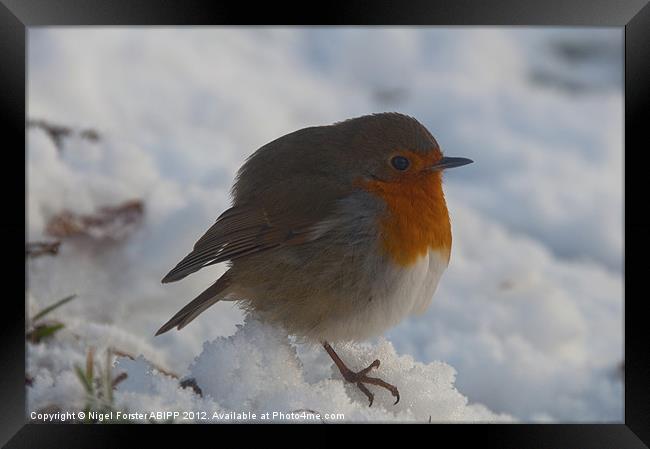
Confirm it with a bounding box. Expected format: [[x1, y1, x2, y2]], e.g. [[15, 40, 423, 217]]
[[3, 0, 648, 447]]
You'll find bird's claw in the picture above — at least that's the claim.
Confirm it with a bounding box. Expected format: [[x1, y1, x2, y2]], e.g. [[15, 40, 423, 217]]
[[322, 343, 400, 408], [342, 359, 400, 407]]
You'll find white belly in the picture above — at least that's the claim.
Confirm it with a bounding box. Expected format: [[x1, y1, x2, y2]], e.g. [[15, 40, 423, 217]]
[[373, 248, 449, 327], [323, 248, 449, 342]]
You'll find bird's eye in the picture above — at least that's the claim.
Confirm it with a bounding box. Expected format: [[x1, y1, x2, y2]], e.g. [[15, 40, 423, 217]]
[[390, 156, 410, 171]]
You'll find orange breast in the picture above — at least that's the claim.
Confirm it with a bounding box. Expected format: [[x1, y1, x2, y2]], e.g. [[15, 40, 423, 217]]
[[360, 170, 451, 267]]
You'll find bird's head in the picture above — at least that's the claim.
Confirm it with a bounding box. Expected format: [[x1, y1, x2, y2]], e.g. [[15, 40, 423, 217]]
[[330, 113, 473, 266], [327, 112, 473, 186]]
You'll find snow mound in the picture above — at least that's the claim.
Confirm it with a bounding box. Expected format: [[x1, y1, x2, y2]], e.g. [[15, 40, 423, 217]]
[[112, 316, 514, 423]]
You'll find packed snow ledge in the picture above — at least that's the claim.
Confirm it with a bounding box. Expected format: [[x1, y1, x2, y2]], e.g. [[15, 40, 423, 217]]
[[27, 315, 514, 423]]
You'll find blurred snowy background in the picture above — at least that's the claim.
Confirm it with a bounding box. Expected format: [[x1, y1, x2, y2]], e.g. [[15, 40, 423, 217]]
[[26, 28, 623, 423]]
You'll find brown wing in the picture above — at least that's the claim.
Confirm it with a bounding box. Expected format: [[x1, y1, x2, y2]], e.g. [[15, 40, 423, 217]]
[[161, 204, 319, 284]]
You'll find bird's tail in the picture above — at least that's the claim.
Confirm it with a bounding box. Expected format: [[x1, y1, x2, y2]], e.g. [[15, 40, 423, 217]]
[[155, 271, 232, 336]]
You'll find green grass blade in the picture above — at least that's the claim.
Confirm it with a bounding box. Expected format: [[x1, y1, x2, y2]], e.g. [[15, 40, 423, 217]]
[[74, 365, 94, 394], [28, 323, 65, 342], [31, 294, 77, 322]]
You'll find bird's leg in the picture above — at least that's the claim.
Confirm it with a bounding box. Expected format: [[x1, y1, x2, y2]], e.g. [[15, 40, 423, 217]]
[[322, 341, 400, 407]]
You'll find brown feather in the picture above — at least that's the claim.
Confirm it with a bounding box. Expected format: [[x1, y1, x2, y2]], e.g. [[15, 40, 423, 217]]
[[161, 204, 323, 284], [155, 272, 232, 335]]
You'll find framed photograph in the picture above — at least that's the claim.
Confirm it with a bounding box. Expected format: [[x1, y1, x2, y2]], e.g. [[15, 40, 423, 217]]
[[3, 0, 648, 446]]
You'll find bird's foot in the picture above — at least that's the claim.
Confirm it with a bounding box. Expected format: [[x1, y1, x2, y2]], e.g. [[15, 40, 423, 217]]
[[339, 359, 400, 407], [323, 342, 400, 407]]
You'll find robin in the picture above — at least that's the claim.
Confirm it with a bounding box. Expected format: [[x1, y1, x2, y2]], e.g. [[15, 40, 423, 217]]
[[156, 112, 473, 406]]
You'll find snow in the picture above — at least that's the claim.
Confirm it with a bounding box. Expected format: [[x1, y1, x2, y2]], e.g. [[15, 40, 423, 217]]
[[26, 28, 623, 422], [28, 316, 513, 422]]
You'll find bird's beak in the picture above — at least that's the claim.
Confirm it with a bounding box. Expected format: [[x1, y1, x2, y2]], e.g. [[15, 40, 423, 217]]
[[428, 156, 474, 171]]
